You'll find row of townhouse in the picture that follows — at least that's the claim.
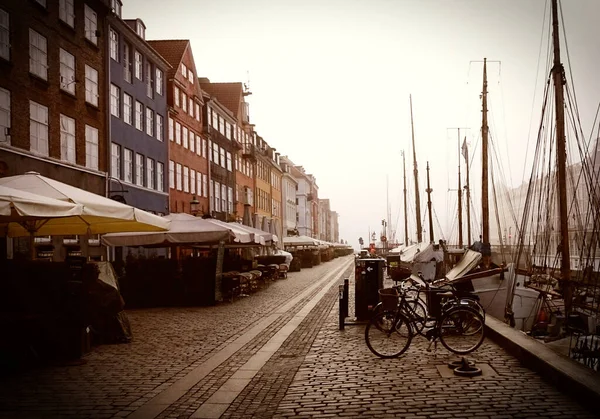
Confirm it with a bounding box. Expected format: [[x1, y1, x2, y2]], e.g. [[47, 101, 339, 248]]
[[0, 0, 340, 259]]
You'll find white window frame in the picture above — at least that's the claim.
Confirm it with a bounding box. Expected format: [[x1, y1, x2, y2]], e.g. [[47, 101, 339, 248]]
[[123, 43, 131, 83], [189, 98, 193, 117], [175, 121, 181, 144], [135, 153, 144, 186], [182, 93, 187, 113], [182, 126, 188, 149], [84, 5, 98, 45], [109, 28, 119, 61], [214, 181, 220, 212], [155, 68, 163, 95], [189, 131, 195, 153], [156, 114, 164, 141], [183, 166, 189, 193], [29, 101, 48, 156], [176, 163, 182, 191], [135, 101, 143, 131], [174, 86, 180, 107], [110, 84, 120, 117], [0, 87, 10, 144], [0, 9, 10, 61], [134, 51, 142, 80], [157, 162, 164, 192], [181, 63, 187, 78], [123, 93, 132, 125], [190, 169, 196, 194], [146, 62, 153, 98], [59, 49, 75, 94], [168, 117, 174, 141], [111, 143, 121, 179], [195, 103, 200, 122], [226, 151, 232, 171], [197, 173, 202, 197], [146, 157, 155, 189], [60, 114, 76, 164], [145, 107, 154, 137], [202, 174, 208, 198], [202, 139, 207, 158], [85, 125, 99, 170], [59, 0, 75, 28], [221, 184, 227, 213], [188, 70, 194, 84], [169, 160, 175, 189], [196, 135, 201, 156], [85, 65, 99, 106], [124, 148, 133, 183], [29, 29, 47, 80]]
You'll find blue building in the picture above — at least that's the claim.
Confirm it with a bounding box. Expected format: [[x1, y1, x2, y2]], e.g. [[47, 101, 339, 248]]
[[107, 4, 170, 215]]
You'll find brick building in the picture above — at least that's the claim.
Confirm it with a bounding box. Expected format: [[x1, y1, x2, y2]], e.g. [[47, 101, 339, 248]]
[[148, 39, 208, 215], [0, 0, 111, 194], [107, 9, 170, 214]]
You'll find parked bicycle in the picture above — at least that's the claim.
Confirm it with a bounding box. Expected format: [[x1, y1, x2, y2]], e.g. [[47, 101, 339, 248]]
[[365, 274, 486, 358]]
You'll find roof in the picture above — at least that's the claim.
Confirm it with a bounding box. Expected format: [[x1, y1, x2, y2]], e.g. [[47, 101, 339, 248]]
[[199, 82, 244, 118], [146, 39, 189, 78]]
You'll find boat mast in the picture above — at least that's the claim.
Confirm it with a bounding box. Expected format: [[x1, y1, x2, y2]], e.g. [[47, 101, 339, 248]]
[[410, 94, 423, 243], [551, 0, 572, 315], [402, 150, 409, 246], [481, 58, 490, 267], [457, 130, 464, 248], [464, 137, 472, 247], [426, 161, 434, 243]]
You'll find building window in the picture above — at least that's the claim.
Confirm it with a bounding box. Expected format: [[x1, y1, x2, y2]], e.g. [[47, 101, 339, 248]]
[[85, 125, 99, 170], [176, 163, 182, 191], [0, 87, 9, 144], [109, 29, 118, 61], [183, 166, 189, 193], [175, 122, 181, 144], [226, 152, 232, 171], [110, 84, 120, 117], [84, 5, 98, 45], [135, 101, 143, 131], [155, 68, 163, 95], [60, 114, 76, 164], [111, 143, 121, 179], [214, 181, 220, 212], [59, 49, 75, 94], [190, 170, 196, 194], [195, 103, 200, 122], [228, 187, 233, 214], [29, 101, 48, 156], [196, 136, 201, 156], [156, 114, 164, 141], [225, 122, 231, 140], [168, 117, 173, 141], [189, 131, 195, 153], [0, 9, 9, 61], [146, 157, 155, 189], [111, 0, 121, 18], [29, 29, 47, 80], [134, 51, 142, 80], [197, 173, 202, 197], [188, 70, 194, 84], [202, 174, 208, 198], [157, 162, 164, 192], [182, 93, 187, 113], [181, 63, 187, 78], [182, 126, 188, 149], [145, 108, 154, 136], [212, 143, 218, 163], [220, 148, 225, 168], [135, 153, 144, 186], [123, 43, 131, 83], [124, 148, 133, 182], [123, 93, 132, 125], [169, 160, 174, 189], [136, 21, 145, 39], [202, 139, 207, 158], [174, 86, 180, 107], [219, 116, 225, 136], [146, 62, 153, 98], [189, 98, 193, 117], [221, 184, 227, 213], [85, 65, 99, 106], [59, 0, 75, 28]]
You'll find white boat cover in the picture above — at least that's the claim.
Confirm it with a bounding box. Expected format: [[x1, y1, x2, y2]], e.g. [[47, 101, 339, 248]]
[[388, 245, 405, 254], [445, 249, 482, 282], [401, 242, 443, 263]]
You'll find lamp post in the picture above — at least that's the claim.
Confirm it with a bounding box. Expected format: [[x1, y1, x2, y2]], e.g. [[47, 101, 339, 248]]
[[190, 195, 200, 216]]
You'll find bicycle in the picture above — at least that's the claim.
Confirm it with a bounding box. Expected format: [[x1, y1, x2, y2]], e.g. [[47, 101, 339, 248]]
[[365, 276, 486, 358]]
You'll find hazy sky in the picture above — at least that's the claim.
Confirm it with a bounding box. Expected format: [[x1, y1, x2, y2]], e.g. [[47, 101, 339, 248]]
[[123, 0, 600, 249]]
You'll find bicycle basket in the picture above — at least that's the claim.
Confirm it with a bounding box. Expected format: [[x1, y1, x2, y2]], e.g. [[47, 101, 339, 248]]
[[378, 288, 399, 311]]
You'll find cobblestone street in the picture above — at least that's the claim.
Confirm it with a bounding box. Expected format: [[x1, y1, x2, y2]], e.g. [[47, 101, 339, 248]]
[[0, 256, 598, 419]]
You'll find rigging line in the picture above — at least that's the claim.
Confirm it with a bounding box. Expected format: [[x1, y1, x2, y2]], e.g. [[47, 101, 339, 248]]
[[559, 0, 582, 127], [432, 206, 446, 242], [490, 159, 506, 263]]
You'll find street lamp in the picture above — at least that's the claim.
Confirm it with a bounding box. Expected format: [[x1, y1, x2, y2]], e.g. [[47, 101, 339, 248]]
[[190, 195, 200, 216]]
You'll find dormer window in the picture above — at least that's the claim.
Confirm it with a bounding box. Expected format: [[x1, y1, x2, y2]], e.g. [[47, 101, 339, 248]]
[[136, 21, 145, 39], [111, 0, 122, 18]]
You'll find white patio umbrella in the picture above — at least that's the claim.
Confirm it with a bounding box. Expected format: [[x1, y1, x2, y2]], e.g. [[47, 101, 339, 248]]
[[102, 213, 234, 247], [201, 218, 255, 244], [229, 222, 277, 245], [0, 172, 169, 237], [283, 235, 320, 247]]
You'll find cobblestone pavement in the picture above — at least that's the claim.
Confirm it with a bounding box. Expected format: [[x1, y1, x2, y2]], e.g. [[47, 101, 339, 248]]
[[1, 256, 598, 419]]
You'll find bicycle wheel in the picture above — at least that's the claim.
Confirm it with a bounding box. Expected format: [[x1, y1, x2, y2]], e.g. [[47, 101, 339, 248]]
[[438, 306, 485, 354], [365, 311, 413, 358]]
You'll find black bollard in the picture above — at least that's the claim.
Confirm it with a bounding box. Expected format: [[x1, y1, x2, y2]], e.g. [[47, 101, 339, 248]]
[[339, 284, 345, 330], [343, 277, 349, 318]]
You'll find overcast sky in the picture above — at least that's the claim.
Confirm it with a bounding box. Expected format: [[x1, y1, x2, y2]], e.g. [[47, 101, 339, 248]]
[[123, 0, 600, 249]]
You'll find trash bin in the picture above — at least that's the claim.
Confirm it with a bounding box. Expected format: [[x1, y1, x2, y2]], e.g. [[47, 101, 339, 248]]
[[355, 258, 385, 320]]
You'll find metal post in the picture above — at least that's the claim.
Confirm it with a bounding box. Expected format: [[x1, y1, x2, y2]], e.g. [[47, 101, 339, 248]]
[[339, 284, 345, 330], [343, 277, 349, 318]]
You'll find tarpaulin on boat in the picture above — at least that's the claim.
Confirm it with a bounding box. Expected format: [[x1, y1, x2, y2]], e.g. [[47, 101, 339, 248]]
[[445, 250, 482, 282]]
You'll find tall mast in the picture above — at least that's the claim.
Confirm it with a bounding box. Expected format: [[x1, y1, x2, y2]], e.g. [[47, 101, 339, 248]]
[[481, 58, 490, 266], [386, 175, 392, 244], [410, 94, 423, 243], [551, 0, 572, 314], [403, 150, 408, 246], [426, 161, 434, 243], [457, 129, 464, 248], [464, 137, 472, 247]]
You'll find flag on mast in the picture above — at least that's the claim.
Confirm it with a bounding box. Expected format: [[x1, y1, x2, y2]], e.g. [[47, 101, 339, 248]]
[[461, 137, 468, 162]]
